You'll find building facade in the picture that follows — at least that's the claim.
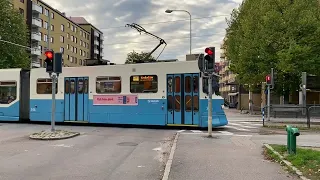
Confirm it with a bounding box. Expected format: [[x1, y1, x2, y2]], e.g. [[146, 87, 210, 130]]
[[69, 17, 104, 64], [11, 0, 103, 68]]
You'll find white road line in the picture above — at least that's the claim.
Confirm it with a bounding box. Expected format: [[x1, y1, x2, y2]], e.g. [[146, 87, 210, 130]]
[[225, 125, 251, 131], [218, 131, 234, 135], [228, 123, 259, 129], [179, 132, 252, 137], [237, 122, 262, 126], [191, 130, 202, 133], [162, 133, 179, 180], [177, 130, 186, 133]]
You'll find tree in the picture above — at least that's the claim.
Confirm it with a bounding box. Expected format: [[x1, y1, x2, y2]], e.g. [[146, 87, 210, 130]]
[[125, 51, 156, 64], [0, 0, 30, 69], [225, 0, 320, 96]]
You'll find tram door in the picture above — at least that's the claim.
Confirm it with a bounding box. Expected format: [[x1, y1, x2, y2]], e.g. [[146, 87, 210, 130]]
[[64, 77, 89, 121], [167, 74, 199, 125]]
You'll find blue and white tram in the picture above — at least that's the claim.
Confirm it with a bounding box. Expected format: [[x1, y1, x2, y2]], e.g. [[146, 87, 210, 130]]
[[1, 60, 228, 127]]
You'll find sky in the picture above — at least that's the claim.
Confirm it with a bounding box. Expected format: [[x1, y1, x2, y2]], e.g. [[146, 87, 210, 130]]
[[42, 0, 243, 64]]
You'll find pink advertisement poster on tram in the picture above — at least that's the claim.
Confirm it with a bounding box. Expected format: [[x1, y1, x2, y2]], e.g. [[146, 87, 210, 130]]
[[93, 95, 138, 105]]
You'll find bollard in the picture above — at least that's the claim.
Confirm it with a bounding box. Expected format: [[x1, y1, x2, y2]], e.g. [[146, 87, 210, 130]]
[[290, 127, 300, 154], [286, 125, 293, 153]]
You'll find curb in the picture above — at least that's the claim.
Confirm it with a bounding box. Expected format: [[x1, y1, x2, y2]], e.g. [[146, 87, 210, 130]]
[[29, 132, 80, 140], [263, 144, 310, 180], [162, 133, 179, 180]]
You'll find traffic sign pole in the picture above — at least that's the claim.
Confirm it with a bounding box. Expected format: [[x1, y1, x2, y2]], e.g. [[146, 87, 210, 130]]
[[51, 73, 56, 132]]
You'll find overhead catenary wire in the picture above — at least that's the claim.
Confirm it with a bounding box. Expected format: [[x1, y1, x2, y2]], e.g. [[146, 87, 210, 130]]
[[100, 14, 230, 30]]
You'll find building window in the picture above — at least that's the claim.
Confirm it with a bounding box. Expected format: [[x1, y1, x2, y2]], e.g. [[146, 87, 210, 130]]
[[60, 36, 64, 43], [50, 37, 54, 43], [40, 32, 42, 40], [74, 47, 77, 54], [40, 5, 43, 14], [96, 76, 121, 94], [43, 34, 47, 42], [80, 49, 82, 56], [61, 24, 64, 31], [19, 8, 24, 16], [60, 47, 64, 54], [44, 9, 49, 16], [83, 51, 86, 57], [71, 35, 74, 42], [67, 23, 70, 28], [67, 33, 69, 38], [20, 0, 24, 3], [71, 25, 74, 31], [67, 55, 69, 60], [74, 57, 77, 64], [80, 31, 83, 36], [80, 40, 82, 46], [44, 21, 48, 29], [51, 24, 54, 31], [79, 59, 82, 65], [37, 79, 57, 94], [51, 12, 54, 19], [130, 75, 158, 93], [0, 81, 17, 104], [74, 27, 77, 33], [67, 44, 69, 50]]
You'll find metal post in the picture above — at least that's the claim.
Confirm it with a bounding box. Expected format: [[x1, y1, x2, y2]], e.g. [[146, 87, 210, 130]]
[[262, 107, 265, 126], [267, 85, 271, 121], [47, 14, 51, 49], [189, 13, 191, 54], [51, 73, 56, 132], [208, 74, 213, 137]]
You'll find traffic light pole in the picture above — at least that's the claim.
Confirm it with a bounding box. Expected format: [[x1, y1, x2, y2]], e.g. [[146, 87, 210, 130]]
[[267, 84, 271, 121], [51, 73, 56, 132], [208, 74, 213, 137]]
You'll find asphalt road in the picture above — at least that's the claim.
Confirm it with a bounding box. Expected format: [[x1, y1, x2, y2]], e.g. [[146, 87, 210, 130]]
[[0, 123, 176, 180]]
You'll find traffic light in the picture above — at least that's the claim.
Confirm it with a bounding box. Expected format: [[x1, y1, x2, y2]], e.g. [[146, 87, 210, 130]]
[[204, 47, 215, 72], [44, 50, 54, 73], [266, 74, 272, 85], [197, 54, 205, 72]]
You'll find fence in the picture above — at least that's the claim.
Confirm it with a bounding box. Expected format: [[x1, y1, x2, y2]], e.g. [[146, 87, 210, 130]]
[[261, 104, 320, 128]]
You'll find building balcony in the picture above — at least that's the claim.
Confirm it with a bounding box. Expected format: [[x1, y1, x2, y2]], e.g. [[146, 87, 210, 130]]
[[220, 52, 225, 58], [94, 39, 99, 46], [94, 49, 99, 54], [31, 33, 41, 42], [32, 3, 42, 14], [32, 18, 42, 28], [94, 31, 100, 37], [31, 48, 41, 56]]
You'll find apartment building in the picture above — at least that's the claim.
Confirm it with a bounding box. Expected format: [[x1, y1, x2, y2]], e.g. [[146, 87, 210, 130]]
[[12, 0, 103, 67], [69, 17, 104, 64], [219, 37, 238, 106]]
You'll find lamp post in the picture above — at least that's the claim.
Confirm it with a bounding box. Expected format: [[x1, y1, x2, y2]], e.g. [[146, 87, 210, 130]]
[[165, 9, 192, 54]]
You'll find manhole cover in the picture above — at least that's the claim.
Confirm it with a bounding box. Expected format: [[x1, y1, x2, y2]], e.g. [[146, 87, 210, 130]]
[[117, 142, 138, 146]]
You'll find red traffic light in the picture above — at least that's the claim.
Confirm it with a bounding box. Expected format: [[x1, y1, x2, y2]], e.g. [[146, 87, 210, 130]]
[[45, 51, 53, 59], [266, 75, 271, 81], [205, 48, 214, 55]]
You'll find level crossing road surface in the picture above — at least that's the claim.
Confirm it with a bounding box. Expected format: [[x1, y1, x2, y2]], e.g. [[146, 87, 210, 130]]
[[0, 123, 176, 180]]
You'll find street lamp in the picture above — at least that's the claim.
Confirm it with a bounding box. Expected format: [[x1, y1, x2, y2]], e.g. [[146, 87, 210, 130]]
[[165, 9, 192, 54]]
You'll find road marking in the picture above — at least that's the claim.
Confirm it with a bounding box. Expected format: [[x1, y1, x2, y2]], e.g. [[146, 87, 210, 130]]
[[236, 122, 262, 126], [51, 144, 73, 148], [162, 133, 179, 180], [177, 130, 186, 133], [225, 125, 251, 131], [218, 131, 234, 135], [191, 130, 202, 133], [228, 123, 259, 129]]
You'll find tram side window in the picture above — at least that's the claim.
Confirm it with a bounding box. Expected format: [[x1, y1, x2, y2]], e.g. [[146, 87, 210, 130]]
[[130, 75, 158, 93], [96, 76, 121, 94], [36, 78, 58, 94], [0, 81, 17, 104]]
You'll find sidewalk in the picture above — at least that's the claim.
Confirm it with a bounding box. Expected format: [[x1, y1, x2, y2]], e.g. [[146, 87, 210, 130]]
[[167, 134, 299, 180]]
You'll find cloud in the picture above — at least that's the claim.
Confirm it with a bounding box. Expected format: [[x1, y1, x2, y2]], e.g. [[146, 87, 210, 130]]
[[42, 0, 242, 64]]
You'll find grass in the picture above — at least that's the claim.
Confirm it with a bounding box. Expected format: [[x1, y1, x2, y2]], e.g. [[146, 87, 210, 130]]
[[266, 144, 320, 180]]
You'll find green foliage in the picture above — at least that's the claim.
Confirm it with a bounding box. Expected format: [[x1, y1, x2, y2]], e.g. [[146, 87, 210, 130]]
[[0, 0, 30, 69], [125, 51, 156, 64], [225, 0, 320, 95]]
